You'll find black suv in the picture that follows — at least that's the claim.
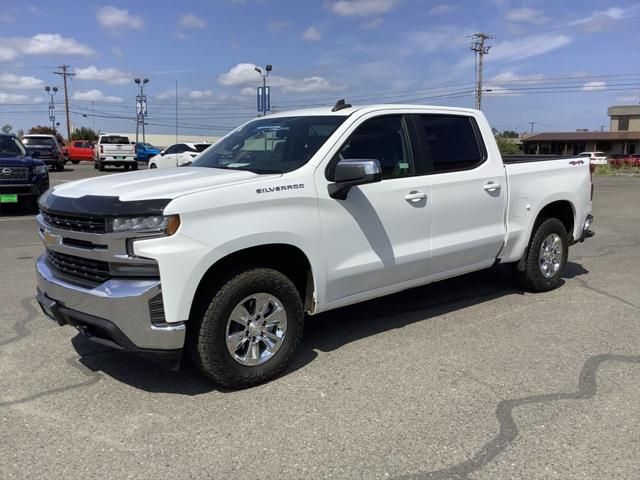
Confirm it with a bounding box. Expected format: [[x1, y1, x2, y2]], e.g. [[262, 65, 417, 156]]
[[21, 134, 65, 171], [0, 134, 50, 211]]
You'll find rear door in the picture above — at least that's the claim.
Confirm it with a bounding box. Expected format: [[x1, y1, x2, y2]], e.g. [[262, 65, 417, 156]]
[[413, 113, 507, 276]]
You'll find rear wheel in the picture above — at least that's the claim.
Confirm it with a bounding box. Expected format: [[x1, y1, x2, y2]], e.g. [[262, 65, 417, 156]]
[[515, 218, 568, 292], [98, 162, 105, 171], [131, 162, 138, 170], [71, 160, 80, 165], [189, 268, 304, 388]]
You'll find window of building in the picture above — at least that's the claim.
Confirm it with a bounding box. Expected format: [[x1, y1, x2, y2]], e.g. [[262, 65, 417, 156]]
[[419, 115, 484, 173], [618, 117, 629, 131]]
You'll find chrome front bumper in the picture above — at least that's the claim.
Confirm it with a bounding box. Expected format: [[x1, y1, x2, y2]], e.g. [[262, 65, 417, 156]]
[[36, 255, 185, 352]]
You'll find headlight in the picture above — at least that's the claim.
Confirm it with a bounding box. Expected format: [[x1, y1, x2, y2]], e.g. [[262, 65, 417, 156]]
[[110, 214, 180, 235], [33, 165, 48, 175]]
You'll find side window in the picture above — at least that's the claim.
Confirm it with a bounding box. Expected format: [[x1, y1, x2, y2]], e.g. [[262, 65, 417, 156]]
[[419, 115, 485, 173], [174, 144, 190, 154], [164, 145, 177, 155], [330, 115, 413, 180]]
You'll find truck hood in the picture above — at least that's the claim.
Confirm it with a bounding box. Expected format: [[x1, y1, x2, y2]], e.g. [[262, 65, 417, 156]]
[[51, 166, 278, 201]]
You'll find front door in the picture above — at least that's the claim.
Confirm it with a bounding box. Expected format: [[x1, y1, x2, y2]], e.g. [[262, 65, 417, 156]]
[[316, 114, 432, 304]]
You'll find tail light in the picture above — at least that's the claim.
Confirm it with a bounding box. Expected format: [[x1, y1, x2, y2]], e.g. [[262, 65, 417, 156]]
[[100, 145, 103, 154]]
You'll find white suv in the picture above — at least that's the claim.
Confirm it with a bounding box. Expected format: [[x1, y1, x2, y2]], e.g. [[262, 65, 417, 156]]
[[578, 151, 607, 165]]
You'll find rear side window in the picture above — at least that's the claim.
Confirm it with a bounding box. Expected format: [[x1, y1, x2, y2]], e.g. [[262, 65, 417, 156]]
[[418, 115, 484, 173], [100, 136, 130, 144], [195, 144, 210, 152]]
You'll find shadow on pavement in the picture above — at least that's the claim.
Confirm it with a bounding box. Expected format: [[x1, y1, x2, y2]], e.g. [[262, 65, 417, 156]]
[[71, 262, 589, 395]]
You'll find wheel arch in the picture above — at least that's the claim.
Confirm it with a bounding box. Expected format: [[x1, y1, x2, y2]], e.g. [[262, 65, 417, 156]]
[[188, 243, 317, 323], [534, 199, 576, 240]]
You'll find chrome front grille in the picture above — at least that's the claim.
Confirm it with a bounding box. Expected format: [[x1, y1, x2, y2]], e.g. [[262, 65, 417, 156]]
[[0, 167, 29, 180], [46, 250, 110, 284], [41, 210, 107, 233]]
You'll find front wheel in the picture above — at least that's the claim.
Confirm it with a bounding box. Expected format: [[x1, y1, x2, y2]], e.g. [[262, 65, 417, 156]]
[[188, 268, 304, 388], [149, 163, 157, 169], [515, 218, 568, 292], [71, 160, 80, 165]]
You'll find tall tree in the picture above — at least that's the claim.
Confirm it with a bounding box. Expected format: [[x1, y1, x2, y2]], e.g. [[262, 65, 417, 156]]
[[70, 127, 99, 142], [1, 124, 12, 134]]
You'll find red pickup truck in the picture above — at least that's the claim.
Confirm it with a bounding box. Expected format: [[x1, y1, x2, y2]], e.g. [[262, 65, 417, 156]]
[[66, 140, 95, 164]]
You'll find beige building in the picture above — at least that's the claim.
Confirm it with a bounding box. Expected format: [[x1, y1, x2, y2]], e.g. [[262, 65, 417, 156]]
[[522, 104, 640, 156], [608, 105, 640, 131]]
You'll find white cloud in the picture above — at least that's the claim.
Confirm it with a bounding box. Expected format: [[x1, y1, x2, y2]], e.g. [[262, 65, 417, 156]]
[[506, 7, 548, 25], [156, 89, 177, 100], [75, 66, 131, 85], [28, 6, 43, 15], [32, 96, 45, 103], [72, 89, 123, 103], [490, 71, 546, 84], [188, 89, 214, 99], [240, 87, 255, 96], [268, 20, 291, 33], [490, 34, 572, 62], [302, 25, 322, 41], [0, 92, 29, 103], [0, 34, 94, 60], [0, 73, 45, 90], [428, 4, 455, 15], [173, 31, 188, 40], [406, 26, 471, 53], [218, 63, 345, 93], [330, 0, 400, 17], [581, 81, 606, 91], [111, 46, 124, 57], [97, 6, 143, 31], [362, 18, 383, 29], [569, 6, 639, 32], [178, 13, 207, 29], [616, 94, 640, 104]]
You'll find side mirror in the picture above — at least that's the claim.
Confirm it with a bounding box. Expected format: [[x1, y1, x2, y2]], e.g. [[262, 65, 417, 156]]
[[328, 159, 382, 200], [30, 150, 40, 158], [160, 150, 165, 156]]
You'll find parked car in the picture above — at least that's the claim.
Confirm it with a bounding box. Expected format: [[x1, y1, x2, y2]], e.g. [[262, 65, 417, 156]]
[[35, 103, 594, 388], [136, 142, 162, 162], [148, 142, 211, 169], [66, 140, 95, 164], [94, 134, 137, 171], [0, 134, 49, 211], [577, 151, 607, 165], [21, 134, 65, 171]]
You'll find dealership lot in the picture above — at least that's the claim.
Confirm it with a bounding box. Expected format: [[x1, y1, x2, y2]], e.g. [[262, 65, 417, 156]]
[[1, 167, 639, 479]]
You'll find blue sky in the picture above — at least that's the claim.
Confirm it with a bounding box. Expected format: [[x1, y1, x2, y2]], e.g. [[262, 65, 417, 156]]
[[1, 0, 639, 137]]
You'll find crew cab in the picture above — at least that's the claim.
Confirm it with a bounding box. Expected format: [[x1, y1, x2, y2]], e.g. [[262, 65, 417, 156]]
[[21, 134, 65, 171], [35, 103, 594, 388], [148, 142, 211, 169], [95, 134, 137, 171], [0, 134, 49, 211], [66, 140, 95, 164]]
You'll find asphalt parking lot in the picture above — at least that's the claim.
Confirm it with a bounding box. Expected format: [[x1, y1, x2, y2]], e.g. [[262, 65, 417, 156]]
[[1, 165, 639, 479]]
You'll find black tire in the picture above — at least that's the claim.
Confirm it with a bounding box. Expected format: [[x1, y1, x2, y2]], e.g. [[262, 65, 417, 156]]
[[71, 160, 80, 165], [98, 162, 105, 171], [189, 268, 304, 388], [93, 162, 98, 170], [132, 162, 138, 170], [149, 163, 157, 169], [515, 218, 568, 292], [56, 162, 64, 172]]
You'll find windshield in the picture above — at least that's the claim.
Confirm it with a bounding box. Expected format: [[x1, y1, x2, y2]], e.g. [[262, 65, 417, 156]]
[[0, 136, 27, 157], [23, 137, 55, 147], [192, 116, 346, 173], [100, 136, 130, 144]]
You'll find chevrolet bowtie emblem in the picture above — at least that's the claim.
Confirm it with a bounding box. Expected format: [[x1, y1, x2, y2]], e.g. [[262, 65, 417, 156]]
[[43, 229, 61, 246]]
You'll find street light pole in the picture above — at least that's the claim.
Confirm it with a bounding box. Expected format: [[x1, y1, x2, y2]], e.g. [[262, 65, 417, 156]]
[[254, 64, 272, 116], [134, 78, 149, 144], [44, 86, 58, 131]]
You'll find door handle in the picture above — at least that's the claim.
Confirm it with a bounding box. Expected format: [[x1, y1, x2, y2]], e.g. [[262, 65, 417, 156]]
[[483, 182, 501, 192], [404, 191, 428, 202]]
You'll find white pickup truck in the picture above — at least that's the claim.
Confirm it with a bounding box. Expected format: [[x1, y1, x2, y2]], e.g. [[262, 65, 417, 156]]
[[95, 134, 138, 171], [35, 103, 594, 388]]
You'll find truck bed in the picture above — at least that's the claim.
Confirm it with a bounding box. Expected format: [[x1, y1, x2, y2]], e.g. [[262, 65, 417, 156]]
[[502, 155, 580, 164]]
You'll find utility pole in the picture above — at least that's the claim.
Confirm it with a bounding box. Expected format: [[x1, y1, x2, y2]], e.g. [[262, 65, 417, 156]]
[[134, 78, 149, 144], [470, 33, 492, 110], [53, 65, 74, 141], [528, 121, 537, 134], [44, 86, 58, 131]]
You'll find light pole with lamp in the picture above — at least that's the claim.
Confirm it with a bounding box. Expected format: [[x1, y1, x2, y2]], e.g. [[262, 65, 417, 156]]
[[134, 78, 149, 144], [254, 65, 272, 116], [44, 86, 58, 131]]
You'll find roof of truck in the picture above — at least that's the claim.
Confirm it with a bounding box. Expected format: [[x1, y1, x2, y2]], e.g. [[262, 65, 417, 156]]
[[266, 104, 479, 118]]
